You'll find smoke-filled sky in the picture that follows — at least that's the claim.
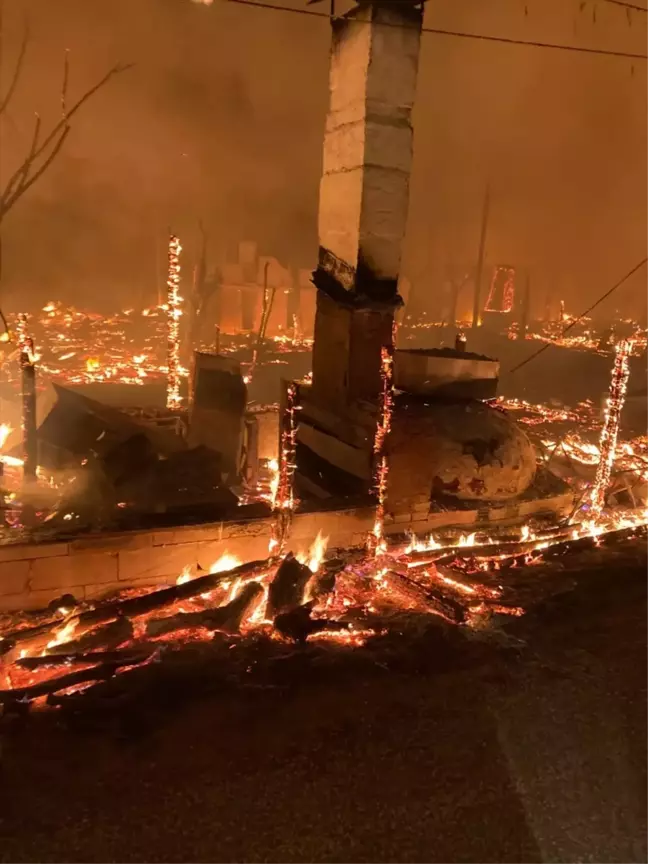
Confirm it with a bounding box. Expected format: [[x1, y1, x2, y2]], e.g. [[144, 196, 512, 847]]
[[0, 0, 646, 316]]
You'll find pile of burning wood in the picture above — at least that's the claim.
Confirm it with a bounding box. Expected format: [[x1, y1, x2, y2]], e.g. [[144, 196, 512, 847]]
[[1, 509, 645, 712]]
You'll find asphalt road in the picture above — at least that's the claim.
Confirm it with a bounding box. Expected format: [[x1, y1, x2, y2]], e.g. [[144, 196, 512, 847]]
[[0, 544, 645, 863]]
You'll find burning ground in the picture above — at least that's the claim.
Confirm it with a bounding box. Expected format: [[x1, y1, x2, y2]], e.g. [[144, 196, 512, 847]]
[[0, 510, 645, 712], [0, 533, 645, 864]]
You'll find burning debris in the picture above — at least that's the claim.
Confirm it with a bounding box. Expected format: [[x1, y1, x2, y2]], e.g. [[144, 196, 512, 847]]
[[0, 0, 646, 721], [165, 235, 184, 411], [0, 508, 645, 711]]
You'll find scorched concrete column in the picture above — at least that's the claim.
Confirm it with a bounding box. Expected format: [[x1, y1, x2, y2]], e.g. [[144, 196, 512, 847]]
[[311, 1, 423, 410]]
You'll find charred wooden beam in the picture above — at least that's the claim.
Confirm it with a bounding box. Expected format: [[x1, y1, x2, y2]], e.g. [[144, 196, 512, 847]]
[[380, 571, 465, 624], [273, 602, 349, 644], [77, 557, 275, 627], [0, 658, 141, 704], [145, 581, 264, 639], [46, 617, 133, 656], [16, 648, 154, 670], [267, 553, 313, 619]]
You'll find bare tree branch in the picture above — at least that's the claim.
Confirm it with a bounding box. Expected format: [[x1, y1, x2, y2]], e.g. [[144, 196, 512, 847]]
[[0, 12, 29, 117], [2, 111, 41, 205], [0, 60, 133, 223], [1, 126, 70, 218], [61, 48, 69, 118]]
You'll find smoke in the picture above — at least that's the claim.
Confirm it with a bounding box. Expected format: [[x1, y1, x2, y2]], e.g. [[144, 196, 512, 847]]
[[0, 0, 645, 319]]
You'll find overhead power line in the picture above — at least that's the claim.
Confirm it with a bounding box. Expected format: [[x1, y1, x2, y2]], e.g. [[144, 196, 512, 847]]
[[508, 257, 648, 374], [223, 0, 648, 60], [601, 0, 647, 13]]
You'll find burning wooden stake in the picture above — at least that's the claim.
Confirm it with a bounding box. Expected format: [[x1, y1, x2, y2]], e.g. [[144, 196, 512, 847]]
[[266, 553, 312, 619], [16, 313, 37, 483], [368, 337, 396, 556], [166, 234, 183, 410], [269, 381, 301, 554], [145, 581, 264, 638], [589, 339, 633, 521]]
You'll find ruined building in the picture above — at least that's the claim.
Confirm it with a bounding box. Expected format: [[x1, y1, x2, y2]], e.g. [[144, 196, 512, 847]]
[[292, 0, 570, 530]]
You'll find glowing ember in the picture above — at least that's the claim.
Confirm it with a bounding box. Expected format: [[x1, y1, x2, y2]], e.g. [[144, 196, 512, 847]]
[[368, 342, 396, 556], [269, 382, 300, 553], [166, 234, 183, 410], [588, 339, 633, 521]]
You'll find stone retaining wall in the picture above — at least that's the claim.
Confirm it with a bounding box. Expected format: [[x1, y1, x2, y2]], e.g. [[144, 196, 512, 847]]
[[0, 482, 572, 612], [0, 506, 376, 612]]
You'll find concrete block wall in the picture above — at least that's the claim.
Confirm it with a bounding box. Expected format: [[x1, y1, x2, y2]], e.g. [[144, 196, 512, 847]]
[[0, 485, 572, 612], [0, 507, 375, 613]]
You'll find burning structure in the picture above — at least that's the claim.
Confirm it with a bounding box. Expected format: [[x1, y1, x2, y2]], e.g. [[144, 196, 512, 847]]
[[0, 1, 645, 709], [292, 0, 567, 537]]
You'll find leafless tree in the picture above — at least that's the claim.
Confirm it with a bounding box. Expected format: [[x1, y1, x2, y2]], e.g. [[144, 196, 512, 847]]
[[0, 3, 132, 334]]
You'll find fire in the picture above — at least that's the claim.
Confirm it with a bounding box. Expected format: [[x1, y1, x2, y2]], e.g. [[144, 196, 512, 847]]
[[457, 532, 477, 547], [211, 553, 242, 573], [45, 617, 78, 651], [268, 382, 301, 553], [166, 234, 183, 410], [175, 552, 242, 586], [0, 423, 12, 451], [297, 531, 329, 573], [85, 357, 101, 372], [266, 458, 280, 508], [588, 339, 633, 521], [368, 342, 396, 556], [176, 566, 193, 586]]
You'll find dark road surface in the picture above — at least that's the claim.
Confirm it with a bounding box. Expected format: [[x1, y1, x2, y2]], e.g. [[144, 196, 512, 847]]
[[0, 544, 645, 863]]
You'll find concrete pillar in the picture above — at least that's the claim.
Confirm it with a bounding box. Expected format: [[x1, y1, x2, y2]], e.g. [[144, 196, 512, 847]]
[[311, 1, 423, 409]]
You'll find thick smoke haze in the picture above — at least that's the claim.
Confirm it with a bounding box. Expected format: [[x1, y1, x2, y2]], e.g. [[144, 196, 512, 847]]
[[0, 0, 645, 317]]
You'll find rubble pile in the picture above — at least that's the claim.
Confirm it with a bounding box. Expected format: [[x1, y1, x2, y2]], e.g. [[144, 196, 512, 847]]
[[0, 511, 645, 711]]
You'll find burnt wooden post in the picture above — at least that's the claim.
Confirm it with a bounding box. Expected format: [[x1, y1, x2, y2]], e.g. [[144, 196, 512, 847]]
[[520, 274, 531, 339], [21, 339, 37, 483], [472, 183, 490, 328]]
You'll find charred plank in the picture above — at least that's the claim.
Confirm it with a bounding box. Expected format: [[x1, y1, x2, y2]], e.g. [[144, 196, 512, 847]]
[[267, 553, 313, 619], [77, 557, 274, 626], [145, 581, 264, 638], [16, 648, 154, 670]]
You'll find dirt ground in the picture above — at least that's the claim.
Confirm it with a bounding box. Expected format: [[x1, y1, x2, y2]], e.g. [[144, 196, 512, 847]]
[[0, 540, 645, 863]]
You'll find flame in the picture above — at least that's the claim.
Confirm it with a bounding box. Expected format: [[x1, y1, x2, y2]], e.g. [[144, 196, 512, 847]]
[[266, 458, 280, 508], [85, 357, 101, 372], [0, 423, 12, 451], [45, 617, 78, 650], [268, 382, 301, 553], [210, 553, 242, 573], [588, 339, 633, 521], [166, 234, 183, 410], [457, 532, 477, 547], [175, 552, 242, 586], [297, 531, 329, 573], [368, 340, 396, 556], [176, 566, 193, 586]]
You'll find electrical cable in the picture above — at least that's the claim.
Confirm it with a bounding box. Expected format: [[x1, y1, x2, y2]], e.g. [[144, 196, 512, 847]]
[[223, 0, 648, 60], [508, 257, 648, 374], [600, 0, 647, 13]]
